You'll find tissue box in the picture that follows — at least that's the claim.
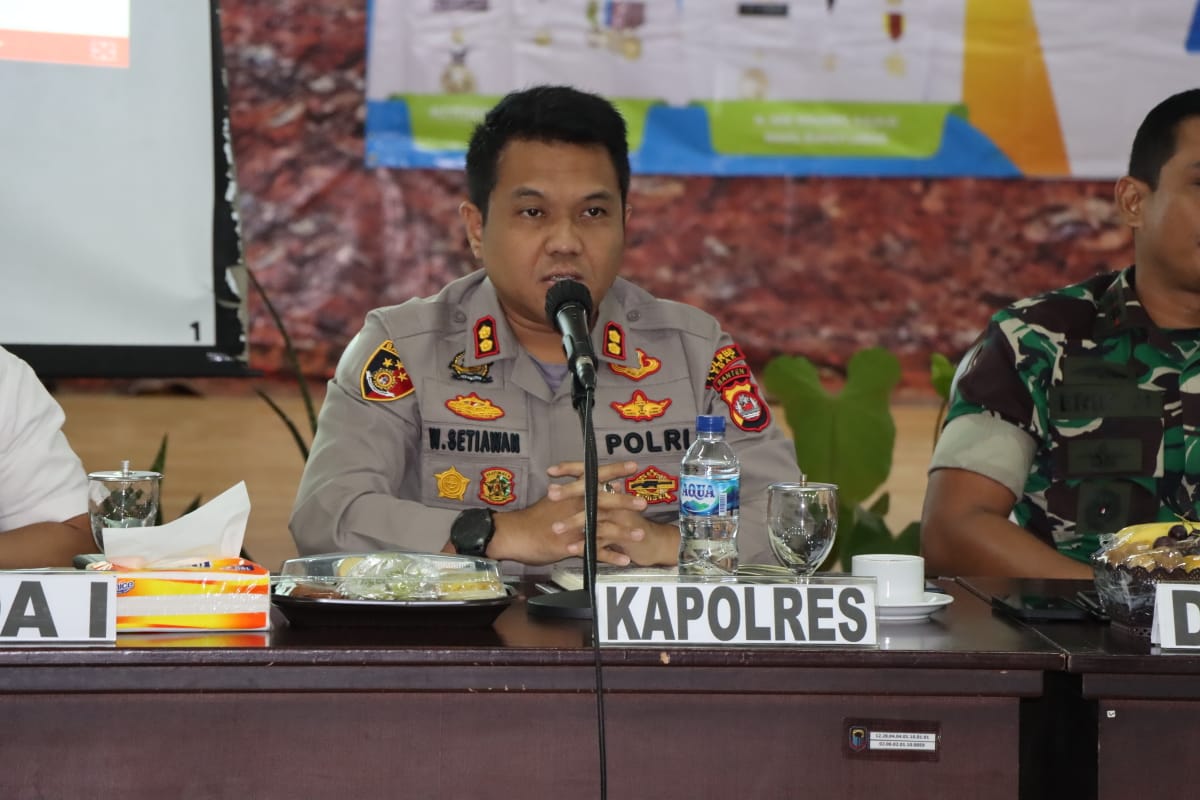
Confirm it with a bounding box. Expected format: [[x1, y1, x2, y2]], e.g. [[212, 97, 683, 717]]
[[93, 558, 271, 632]]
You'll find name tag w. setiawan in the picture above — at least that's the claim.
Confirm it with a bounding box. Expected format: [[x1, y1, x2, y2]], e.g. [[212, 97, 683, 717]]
[[597, 579, 877, 646]]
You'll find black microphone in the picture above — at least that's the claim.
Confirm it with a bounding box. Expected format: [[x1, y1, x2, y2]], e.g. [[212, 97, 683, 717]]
[[545, 279, 597, 391]]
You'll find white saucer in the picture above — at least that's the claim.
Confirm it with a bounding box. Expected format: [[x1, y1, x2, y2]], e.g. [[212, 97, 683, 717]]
[[876, 592, 954, 623]]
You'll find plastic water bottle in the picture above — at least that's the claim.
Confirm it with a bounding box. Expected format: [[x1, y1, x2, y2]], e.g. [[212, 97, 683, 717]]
[[678, 414, 740, 577]]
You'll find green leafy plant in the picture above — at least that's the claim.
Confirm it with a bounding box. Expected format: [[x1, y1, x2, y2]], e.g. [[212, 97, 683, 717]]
[[245, 265, 317, 460], [762, 347, 920, 569], [930, 352, 956, 442], [148, 434, 202, 526]]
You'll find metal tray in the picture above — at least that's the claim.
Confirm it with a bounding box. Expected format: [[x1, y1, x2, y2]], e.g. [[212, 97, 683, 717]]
[[271, 585, 515, 628]]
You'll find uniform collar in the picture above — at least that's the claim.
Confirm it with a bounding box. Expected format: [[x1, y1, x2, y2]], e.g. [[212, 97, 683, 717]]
[[457, 276, 649, 372], [1094, 266, 1156, 341], [458, 276, 519, 367]]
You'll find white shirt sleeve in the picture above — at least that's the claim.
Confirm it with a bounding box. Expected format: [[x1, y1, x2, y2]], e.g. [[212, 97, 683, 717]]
[[0, 347, 88, 531], [928, 413, 1037, 500]]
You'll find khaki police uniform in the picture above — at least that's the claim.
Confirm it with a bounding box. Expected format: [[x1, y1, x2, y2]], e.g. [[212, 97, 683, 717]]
[[291, 271, 801, 573]]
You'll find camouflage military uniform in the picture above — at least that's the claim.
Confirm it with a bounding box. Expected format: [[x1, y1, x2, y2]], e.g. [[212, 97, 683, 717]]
[[290, 271, 801, 572], [945, 266, 1200, 564]]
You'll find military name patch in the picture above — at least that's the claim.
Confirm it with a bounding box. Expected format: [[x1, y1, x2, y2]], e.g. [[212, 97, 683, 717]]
[[434, 466, 470, 501], [611, 390, 672, 421], [721, 379, 771, 432], [706, 344, 746, 388], [428, 427, 521, 454], [449, 351, 492, 383], [474, 316, 500, 359], [610, 348, 662, 381], [603, 321, 626, 360], [626, 466, 678, 505], [360, 340, 415, 402], [479, 467, 516, 506], [446, 392, 505, 421]]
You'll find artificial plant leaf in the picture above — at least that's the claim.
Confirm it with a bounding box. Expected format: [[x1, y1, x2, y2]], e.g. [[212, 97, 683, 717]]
[[149, 434, 168, 474], [762, 348, 899, 507], [867, 491, 890, 517], [931, 352, 955, 402], [838, 502, 921, 564]]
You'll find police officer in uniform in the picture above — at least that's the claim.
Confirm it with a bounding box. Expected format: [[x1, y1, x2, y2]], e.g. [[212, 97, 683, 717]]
[[922, 88, 1200, 578], [290, 86, 800, 573]]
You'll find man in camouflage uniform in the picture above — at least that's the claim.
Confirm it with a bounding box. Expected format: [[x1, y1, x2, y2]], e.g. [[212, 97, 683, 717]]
[[922, 88, 1200, 578], [290, 86, 800, 574]]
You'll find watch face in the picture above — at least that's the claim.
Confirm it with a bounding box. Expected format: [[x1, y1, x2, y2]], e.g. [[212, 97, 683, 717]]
[[452, 508, 494, 557]]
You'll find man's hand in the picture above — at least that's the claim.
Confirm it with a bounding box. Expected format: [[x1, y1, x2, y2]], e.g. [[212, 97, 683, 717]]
[[545, 460, 679, 566], [483, 460, 676, 566]]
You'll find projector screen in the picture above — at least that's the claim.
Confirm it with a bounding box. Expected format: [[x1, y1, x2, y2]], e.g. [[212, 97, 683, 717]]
[[0, 0, 247, 377]]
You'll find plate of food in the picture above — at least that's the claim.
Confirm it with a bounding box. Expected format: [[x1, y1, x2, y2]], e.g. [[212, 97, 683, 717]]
[[271, 552, 514, 628]]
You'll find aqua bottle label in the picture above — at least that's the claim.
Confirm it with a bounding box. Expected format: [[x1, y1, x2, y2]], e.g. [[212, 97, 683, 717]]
[[680, 476, 740, 516]]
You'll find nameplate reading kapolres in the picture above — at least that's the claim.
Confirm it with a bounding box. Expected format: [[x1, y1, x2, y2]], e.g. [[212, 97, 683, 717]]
[[597, 581, 877, 646], [0, 573, 116, 645]]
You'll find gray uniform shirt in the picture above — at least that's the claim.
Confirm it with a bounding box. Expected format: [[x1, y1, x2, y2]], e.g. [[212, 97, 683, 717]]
[[290, 272, 801, 572]]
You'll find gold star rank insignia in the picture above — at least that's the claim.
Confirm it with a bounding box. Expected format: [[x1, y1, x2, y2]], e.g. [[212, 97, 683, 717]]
[[435, 467, 470, 501]]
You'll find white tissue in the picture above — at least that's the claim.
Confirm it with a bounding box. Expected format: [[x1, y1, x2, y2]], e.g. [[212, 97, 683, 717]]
[[101, 482, 250, 568]]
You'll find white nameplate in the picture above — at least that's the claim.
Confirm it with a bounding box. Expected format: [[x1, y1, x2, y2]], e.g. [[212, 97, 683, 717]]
[[1152, 583, 1200, 649], [0, 573, 116, 645], [597, 580, 877, 646]]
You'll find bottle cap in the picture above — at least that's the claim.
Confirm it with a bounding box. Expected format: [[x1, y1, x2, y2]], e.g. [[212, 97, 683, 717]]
[[696, 414, 725, 433]]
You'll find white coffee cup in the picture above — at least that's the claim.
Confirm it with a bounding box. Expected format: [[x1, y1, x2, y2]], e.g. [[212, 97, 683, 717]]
[[851, 554, 925, 606]]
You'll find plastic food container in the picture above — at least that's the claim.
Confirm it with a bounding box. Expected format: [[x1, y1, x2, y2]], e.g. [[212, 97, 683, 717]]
[[271, 552, 512, 628]]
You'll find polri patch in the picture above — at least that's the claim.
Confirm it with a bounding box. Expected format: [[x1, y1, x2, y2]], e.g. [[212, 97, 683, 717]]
[[479, 467, 516, 506], [610, 348, 662, 381], [434, 466, 470, 501], [448, 351, 492, 383], [706, 344, 746, 388], [474, 316, 500, 359], [626, 466, 678, 504], [603, 321, 626, 360], [445, 392, 505, 421], [721, 379, 771, 432], [611, 390, 672, 421], [360, 340, 415, 402]]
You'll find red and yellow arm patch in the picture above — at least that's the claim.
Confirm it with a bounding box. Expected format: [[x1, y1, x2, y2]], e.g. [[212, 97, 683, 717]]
[[360, 340, 415, 402]]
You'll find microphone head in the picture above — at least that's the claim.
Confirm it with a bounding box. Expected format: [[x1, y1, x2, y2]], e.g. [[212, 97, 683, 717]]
[[545, 279, 593, 325]]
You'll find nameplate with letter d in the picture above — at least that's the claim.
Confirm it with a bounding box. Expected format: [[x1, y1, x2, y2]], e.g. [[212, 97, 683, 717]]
[[0, 573, 117, 645], [597, 580, 877, 646], [1153, 583, 1200, 649]]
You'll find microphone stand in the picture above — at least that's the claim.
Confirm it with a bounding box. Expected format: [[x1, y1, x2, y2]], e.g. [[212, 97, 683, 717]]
[[527, 369, 599, 619]]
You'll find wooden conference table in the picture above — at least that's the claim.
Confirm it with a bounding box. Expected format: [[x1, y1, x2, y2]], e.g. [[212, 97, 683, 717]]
[[959, 576, 1200, 800], [0, 580, 1073, 800]]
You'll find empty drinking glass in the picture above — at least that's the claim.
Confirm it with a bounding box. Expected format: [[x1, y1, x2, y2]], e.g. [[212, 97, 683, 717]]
[[767, 481, 838, 577]]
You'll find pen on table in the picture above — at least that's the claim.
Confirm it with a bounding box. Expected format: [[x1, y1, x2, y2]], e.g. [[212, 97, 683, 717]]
[[534, 582, 561, 595]]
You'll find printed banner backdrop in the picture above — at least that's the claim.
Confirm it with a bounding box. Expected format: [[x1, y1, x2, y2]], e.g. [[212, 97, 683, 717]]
[[365, 0, 1200, 178]]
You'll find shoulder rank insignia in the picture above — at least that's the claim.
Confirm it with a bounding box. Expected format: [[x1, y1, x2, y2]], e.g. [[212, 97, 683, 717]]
[[720, 378, 771, 432], [609, 348, 661, 381], [474, 316, 500, 359], [610, 390, 671, 421], [434, 466, 470, 501], [360, 340, 415, 402], [449, 351, 492, 383], [603, 321, 626, 360], [479, 467, 516, 506], [446, 392, 505, 421], [626, 466, 678, 505], [706, 344, 746, 389]]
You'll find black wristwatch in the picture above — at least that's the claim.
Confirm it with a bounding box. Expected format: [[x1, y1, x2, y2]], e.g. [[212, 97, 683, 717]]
[[450, 507, 495, 557]]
